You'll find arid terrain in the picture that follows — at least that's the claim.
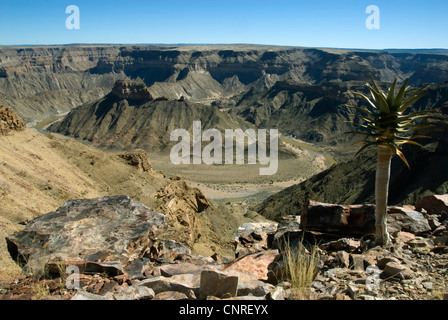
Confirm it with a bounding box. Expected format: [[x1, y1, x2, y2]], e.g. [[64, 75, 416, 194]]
[[1, 44, 447, 300]]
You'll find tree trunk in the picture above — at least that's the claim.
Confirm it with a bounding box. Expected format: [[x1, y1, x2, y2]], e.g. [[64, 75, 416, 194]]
[[375, 145, 392, 246]]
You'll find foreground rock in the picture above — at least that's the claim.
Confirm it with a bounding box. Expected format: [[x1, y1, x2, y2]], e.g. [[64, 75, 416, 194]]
[[6, 195, 168, 274], [3, 194, 448, 301]]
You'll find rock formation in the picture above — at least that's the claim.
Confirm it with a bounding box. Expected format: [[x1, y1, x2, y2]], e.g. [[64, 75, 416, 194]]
[[117, 149, 153, 172], [110, 79, 153, 102], [0, 105, 25, 135], [6, 195, 168, 275], [156, 176, 210, 248]]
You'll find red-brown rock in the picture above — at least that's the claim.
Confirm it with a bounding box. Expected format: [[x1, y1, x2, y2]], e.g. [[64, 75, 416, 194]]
[[301, 200, 375, 235]]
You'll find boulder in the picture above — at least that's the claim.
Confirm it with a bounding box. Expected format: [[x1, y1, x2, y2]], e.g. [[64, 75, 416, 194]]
[[320, 238, 361, 252], [415, 194, 448, 215], [6, 195, 167, 273], [382, 262, 410, 279], [138, 274, 201, 296], [199, 269, 238, 300], [377, 256, 401, 270], [301, 200, 375, 236], [224, 250, 279, 281], [387, 207, 431, 235]]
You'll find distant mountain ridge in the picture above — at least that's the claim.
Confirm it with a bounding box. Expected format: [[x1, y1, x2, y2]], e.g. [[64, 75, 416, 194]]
[[2, 44, 448, 124]]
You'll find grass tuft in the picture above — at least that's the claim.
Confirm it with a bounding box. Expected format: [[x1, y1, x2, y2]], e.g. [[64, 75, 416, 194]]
[[280, 237, 319, 300]]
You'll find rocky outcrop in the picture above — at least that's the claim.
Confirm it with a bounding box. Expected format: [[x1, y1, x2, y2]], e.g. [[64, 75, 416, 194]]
[[111, 79, 153, 102], [156, 177, 210, 248], [117, 149, 153, 172], [0, 105, 26, 135], [6, 195, 168, 274]]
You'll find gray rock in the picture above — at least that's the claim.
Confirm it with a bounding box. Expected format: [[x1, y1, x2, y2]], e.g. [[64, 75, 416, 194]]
[[235, 275, 274, 297], [267, 286, 286, 300], [199, 269, 238, 300], [138, 274, 200, 296], [387, 207, 431, 235], [382, 262, 412, 279], [113, 285, 155, 300], [156, 239, 192, 261], [235, 222, 278, 257], [6, 195, 167, 273]]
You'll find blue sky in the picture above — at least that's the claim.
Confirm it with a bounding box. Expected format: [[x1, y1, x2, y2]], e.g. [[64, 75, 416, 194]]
[[0, 0, 447, 49]]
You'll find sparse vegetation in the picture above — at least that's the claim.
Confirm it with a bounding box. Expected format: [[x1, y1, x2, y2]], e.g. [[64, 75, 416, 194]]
[[346, 77, 433, 245], [31, 282, 51, 300], [279, 238, 319, 300]]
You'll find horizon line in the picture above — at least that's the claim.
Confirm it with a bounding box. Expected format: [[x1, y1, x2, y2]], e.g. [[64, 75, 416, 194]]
[[0, 43, 447, 52]]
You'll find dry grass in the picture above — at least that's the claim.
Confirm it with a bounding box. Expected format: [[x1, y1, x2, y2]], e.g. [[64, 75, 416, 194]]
[[431, 279, 447, 300], [281, 238, 319, 300]]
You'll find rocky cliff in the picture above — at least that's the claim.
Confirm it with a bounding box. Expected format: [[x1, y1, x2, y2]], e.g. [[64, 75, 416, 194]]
[[2, 45, 448, 124]]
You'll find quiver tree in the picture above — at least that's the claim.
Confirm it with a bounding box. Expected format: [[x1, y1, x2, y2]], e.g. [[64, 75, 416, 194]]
[[346, 77, 432, 246]]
